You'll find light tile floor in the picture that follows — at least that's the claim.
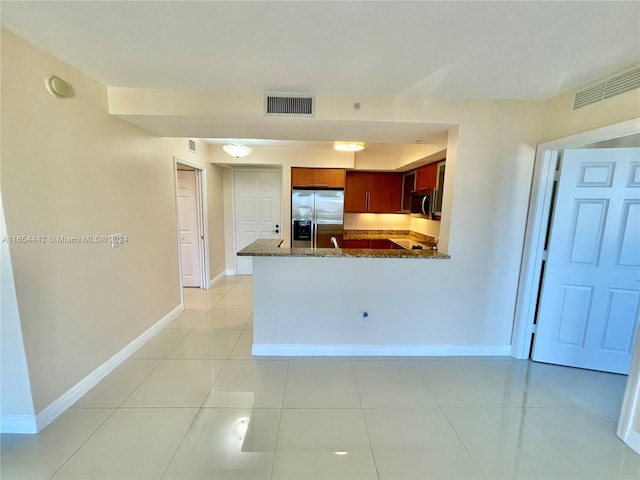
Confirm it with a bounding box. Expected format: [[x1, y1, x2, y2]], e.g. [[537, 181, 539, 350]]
[[2, 275, 639, 479]]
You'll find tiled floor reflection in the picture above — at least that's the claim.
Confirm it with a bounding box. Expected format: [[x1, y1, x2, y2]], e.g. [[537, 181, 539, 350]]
[[1, 275, 638, 480]]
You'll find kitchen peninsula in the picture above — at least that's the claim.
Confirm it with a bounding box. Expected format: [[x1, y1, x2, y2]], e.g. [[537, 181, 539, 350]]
[[238, 238, 509, 358]]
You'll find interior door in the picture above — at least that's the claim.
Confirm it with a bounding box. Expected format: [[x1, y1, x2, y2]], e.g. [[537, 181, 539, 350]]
[[176, 170, 202, 287], [532, 148, 640, 374], [234, 170, 282, 275]]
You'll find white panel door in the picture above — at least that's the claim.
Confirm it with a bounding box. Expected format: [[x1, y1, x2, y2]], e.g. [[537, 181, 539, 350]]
[[177, 170, 202, 287], [532, 148, 640, 374], [234, 171, 281, 275]]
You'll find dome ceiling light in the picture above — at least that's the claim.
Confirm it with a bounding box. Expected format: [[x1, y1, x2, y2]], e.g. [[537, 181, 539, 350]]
[[334, 141, 365, 152], [223, 140, 252, 158]]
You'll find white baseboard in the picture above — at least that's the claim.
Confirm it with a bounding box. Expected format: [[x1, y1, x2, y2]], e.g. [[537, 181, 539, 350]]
[[35, 304, 184, 432], [208, 270, 226, 288], [252, 344, 511, 357], [620, 428, 640, 455], [208, 270, 235, 287], [0, 414, 37, 434]]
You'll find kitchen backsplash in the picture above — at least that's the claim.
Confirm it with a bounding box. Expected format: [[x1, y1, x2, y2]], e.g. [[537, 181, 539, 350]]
[[344, 213, 441, 238], [344, 213, 410, 230]]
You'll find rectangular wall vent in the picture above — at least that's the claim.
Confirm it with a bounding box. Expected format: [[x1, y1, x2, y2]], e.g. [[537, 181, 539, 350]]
[[264, 93, 315, 117], [573, 66, 640, 110], [188, 139, 196, 153]]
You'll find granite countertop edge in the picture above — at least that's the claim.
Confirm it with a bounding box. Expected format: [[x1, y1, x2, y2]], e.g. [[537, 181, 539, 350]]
[[238, 239, 450, 259]]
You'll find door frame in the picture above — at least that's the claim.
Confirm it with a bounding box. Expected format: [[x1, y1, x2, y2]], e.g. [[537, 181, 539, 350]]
[[174, 157, 210, 294], [512, 118, 640, 359], [512, 118, 640, 452], [232, 168, 282, 275]]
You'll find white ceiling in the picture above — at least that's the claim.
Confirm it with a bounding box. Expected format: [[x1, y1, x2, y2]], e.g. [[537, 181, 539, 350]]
[[1, 0, 640, 99], [2, 1, 639, 101]]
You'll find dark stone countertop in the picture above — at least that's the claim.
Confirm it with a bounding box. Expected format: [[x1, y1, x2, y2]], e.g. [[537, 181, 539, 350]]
[[237, 239, 450, 259]]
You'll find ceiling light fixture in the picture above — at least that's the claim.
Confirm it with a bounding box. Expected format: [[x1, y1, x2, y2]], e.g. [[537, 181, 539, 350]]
[[223, 140, 252, 158], [334, 141, 365, 152]]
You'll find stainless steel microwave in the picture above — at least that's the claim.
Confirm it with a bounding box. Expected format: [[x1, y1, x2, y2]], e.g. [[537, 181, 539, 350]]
[[410, 189, 431, 215]]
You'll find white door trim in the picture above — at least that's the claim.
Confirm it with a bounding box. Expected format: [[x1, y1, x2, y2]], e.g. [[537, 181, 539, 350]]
[[174, 157, 210, 294], [512, 118, 640, 359]]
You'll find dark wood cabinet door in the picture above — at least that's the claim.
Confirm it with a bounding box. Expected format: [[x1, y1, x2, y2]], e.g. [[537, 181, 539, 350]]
[[342, 239, 370, 249], [369, 239, 393, 249], [415, 163, 438, 191], [368, 173, 402, 213], [344, 172, 369, 212]]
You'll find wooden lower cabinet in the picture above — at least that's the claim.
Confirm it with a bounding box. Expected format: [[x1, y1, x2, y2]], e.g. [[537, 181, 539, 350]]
[[342, 239, 370, 249], [369, 239, 393, 249], [342, 239, 403, 249]]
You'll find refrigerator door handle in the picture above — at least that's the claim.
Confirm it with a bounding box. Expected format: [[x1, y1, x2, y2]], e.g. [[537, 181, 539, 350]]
[[312, 209, 317, 248]]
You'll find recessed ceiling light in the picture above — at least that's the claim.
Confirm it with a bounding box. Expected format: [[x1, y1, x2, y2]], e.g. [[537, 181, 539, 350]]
[[334, 141, 365, 152]]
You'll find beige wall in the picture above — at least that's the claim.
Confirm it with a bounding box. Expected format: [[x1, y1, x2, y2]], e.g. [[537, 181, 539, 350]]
[[1, 29, 205, 414]]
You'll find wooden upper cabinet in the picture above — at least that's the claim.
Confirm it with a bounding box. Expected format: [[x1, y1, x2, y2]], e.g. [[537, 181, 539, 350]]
[[344, 171, 402, 213], [344, 172, 369, 212], [291, 168, 346, 188], [368, 173, 402, 213], [415, 163, 438, 191]]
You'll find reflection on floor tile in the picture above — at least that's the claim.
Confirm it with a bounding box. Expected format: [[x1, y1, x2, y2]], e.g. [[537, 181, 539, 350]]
[[445, 407, 587, 479], [203, 360, 288, 408], [273, 409, 378, 480], [164, 408, 279, 479], [4, 276, 636, 480], [525, 406, 640, 479], [414, 361, 514, 407], [284, 360, 361, 408]]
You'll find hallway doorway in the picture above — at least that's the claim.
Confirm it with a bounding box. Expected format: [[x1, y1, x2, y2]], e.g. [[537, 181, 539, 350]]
[[175, 159, 208, 289]]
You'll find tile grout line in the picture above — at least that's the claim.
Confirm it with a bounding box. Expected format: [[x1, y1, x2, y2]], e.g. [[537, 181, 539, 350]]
[[521, 406, 592, 478], [439, 407, 489, 480], [269, 360, 289, 480], [349, 360, 382, 480], [410, 358, 441, 408], [159, 287, 232, 480], [46, 407, 118, 480]]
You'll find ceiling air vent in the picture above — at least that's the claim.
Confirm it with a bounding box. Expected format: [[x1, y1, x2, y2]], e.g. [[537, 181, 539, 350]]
[[573, 66, 640, 110], [264, 93, 315, 117]]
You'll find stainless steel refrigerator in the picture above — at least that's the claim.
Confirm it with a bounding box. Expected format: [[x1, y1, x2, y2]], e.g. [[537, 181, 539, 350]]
[[291, 189, 344, 248]]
